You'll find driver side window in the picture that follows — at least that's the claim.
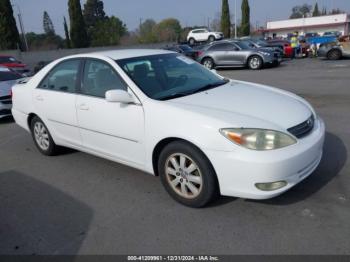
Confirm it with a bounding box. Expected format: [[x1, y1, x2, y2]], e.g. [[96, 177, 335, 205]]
[[82, 59, 127, 98]]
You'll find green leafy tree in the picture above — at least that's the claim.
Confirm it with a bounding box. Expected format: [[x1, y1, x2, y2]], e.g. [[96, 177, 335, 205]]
[[84, 0, 106, 27], [43, 11, 55, 35], [312, 3, 320, 17], [68, 0, 89, 48], [155, 18, 182, 42], [90, 16, 126, 47], [290, 4, 312, 19], [220, 0, 231, 38], [63, 16, 71, 48], [0, 0, 21, 50], [26, 32, 64, 50], [138, 19, 157, 43], [240, 0, 250, 36]]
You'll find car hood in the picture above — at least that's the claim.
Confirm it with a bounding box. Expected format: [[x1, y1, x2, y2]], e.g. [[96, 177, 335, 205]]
[[168, 81, 312, 130], [0, 80, 17, 97]]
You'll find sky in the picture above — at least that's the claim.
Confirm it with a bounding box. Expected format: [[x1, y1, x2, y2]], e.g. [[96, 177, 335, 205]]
[[11, 0, 350, 36]]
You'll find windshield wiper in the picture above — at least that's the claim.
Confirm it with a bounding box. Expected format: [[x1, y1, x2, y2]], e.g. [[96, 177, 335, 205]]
[[190, 78, 229, 95], [158, 78, 229, 101]]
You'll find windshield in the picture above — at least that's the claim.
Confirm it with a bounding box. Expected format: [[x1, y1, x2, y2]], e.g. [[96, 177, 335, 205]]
[[0, 71, 21, 82], [116, 53, 228, 100]]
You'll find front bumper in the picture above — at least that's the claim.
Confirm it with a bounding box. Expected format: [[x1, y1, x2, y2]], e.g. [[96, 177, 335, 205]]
[[204, 117, 325, 199]]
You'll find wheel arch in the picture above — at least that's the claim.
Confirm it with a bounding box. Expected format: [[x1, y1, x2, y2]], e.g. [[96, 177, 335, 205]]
[[152, 137, 217, 181], [27, 112, 39, 129], [246, 54, 264, 65]]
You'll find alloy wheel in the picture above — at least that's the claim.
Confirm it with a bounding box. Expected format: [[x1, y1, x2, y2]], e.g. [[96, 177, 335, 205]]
[[33, 122, 50, 151], [165, 153, 203, 199]]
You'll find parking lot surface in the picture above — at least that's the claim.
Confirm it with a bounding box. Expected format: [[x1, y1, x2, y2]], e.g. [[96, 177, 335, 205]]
[[0, 58, 349, 255]]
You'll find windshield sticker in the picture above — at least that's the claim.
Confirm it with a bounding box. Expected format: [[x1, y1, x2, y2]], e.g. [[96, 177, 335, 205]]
[[177, 56, 195, 65]]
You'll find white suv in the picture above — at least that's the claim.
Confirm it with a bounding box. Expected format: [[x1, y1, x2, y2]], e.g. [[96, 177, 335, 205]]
[[187, 28, 224, 45]]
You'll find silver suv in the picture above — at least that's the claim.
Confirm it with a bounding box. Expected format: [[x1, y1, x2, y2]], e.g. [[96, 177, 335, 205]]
[[196, 40, 281, 70]]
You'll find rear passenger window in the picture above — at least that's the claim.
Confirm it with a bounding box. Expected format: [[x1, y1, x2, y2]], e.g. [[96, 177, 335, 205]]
[[82, 59, 127, 98], [38, 60, 80, 93]]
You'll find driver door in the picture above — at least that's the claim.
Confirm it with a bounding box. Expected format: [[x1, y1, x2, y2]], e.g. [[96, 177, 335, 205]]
[[76, 59, 145, 167]]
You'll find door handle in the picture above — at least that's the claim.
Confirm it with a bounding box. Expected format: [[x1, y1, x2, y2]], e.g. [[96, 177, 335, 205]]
[[35, 95, 44, 101], [79, 104, 89, 111]]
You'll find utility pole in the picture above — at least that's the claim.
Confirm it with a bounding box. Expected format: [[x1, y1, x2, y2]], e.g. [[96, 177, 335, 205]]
[[234, 0, 237, 38], [12, 3, 29, 51]]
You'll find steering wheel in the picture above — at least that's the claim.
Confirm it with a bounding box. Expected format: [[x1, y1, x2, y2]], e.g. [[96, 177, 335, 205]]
[[170, 75, 188, 89]]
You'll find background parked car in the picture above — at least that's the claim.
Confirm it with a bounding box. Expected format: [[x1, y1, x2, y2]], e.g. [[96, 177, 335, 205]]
[[239, 38, 284, 58], [318, 35, 350, 60], [0, 66, 23, 119], [187, 28, 224, 45], [196, 40, 280, 70], [0, 55, 30, 76], [266, 39, 294, 58], [164, 44, 198, 59]]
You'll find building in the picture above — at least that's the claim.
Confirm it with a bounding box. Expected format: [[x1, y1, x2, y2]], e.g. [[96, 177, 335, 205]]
[[264, 14, 350, 38]]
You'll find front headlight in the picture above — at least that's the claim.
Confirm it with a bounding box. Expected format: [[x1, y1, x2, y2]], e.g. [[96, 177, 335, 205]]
[[259, 51, 271, 56], [220, 128, 297, 151]]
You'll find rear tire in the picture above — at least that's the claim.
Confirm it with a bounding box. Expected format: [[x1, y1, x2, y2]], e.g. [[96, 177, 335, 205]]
[[248, 55, 263, 70], [30, 116, 59, 156], [208, 35, 215, 42], [202, 57, 215, 70], [158, 141, 219, 208], [327, 49, 342, 60]]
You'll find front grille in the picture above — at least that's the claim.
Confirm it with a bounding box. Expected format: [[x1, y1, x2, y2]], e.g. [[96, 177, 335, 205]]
[[287, 116, 315, 139]]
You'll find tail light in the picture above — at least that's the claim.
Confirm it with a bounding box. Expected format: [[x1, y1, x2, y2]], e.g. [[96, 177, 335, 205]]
[[196, 51, 203, 57]]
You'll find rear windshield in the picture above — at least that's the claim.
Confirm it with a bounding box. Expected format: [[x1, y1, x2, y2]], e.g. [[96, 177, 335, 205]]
[[0, 72, 21, 82], [0, 56, 18, 63]]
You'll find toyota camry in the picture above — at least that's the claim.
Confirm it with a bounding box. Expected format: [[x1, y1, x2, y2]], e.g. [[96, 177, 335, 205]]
[[11, 49, 325, 207]]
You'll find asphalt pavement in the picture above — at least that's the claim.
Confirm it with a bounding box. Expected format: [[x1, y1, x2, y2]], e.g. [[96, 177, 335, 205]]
[[0, 58, 349, 255]]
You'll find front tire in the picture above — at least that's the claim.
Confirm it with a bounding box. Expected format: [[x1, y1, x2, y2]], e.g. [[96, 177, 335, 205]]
[[189, 38, 195, 46], [327, 49, 342, 60], [202, 57, 215, 70], [30, 116, 59, 156], [158, 141, 219, 208], [248, 55, 263, 70]]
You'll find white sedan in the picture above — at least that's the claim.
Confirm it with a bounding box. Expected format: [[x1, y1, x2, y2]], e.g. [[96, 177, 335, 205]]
[[12, 49, 325, 207]]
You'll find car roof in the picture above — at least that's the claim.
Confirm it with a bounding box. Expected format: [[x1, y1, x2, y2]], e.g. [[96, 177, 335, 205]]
[[66, 49, 174, 60]]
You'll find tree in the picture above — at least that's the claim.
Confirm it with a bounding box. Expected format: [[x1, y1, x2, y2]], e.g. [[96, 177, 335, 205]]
[[0, 0, 21, 50], [220, 0, 231, 38], [321, 7, 327, 16], [43, 11, 55, 35], [240, 0, 250, 36], [138, 19, 157, 43], [312, 3, 320, 17], [25, 32, 64, 50], [90, 16, 126, 47], [329, 8, 345, 15], [290, 4, 312, 19], [68, 0, 89, 48], [83, 0, 106, 30], [155, 18, 182, 42], [63, 16, 71, 48]]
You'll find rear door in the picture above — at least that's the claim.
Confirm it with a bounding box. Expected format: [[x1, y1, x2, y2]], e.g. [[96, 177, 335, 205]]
[[32, 59, 82, 146]]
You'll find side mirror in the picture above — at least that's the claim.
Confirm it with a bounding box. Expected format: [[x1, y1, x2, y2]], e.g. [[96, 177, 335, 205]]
[[105, 90, 135, 104]]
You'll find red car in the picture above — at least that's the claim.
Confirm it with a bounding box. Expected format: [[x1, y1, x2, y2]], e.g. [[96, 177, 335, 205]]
[[266, 40, 293, 58], [0, 55, 30, 75]]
